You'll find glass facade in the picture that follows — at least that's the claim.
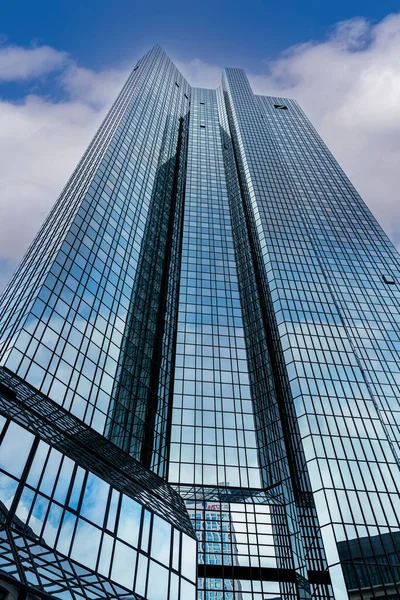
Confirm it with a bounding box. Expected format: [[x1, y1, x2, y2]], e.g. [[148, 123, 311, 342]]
[[0, 45, 398, 599]]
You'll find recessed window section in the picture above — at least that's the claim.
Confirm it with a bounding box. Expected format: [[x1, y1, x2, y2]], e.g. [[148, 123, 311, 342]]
[[184, 93, 189, 99], [0, 381, 17, 400], [175, 82, 180, 88], [200, 102, 205, 105], [274, 104, 288, 110], [200, 124, 206, 128], [382, 274, 396, 284]]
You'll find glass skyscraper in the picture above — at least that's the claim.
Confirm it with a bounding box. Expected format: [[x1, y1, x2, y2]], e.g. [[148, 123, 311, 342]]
[[0, 44, 399, 600]]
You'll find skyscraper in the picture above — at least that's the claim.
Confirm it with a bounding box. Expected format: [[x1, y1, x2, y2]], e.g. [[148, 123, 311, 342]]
[[0, 43, 398, 600]]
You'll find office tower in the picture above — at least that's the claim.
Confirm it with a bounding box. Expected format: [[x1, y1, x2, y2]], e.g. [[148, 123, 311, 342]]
[[0, 43, 399, 599]]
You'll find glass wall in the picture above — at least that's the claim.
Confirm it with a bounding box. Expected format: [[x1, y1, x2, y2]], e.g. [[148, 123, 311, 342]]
[[223, 67, 400, 599], [0, 412, 196, 599], [0, 44, 399, 600]]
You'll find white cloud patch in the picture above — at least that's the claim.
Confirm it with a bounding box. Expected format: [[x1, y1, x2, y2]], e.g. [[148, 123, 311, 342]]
[[174, 57, 221, 89], [60, 64, 130, 108], [0, 43, 68, 80], [1, 19, 400, 292]]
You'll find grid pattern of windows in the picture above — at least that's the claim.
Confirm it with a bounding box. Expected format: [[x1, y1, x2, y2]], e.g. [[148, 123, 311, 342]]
[[105, 111, 189, 477], [223, 67, 400, 599], [256, 92, 400, 600], [0, 414, 196, 599], [258, 92, 400, 459], [169, 88, 260, 490], [0, 45, 399, 600], [189, 501, 275, 567], [218, 83, 314, 596], [0, 47, 190, 456], [187, 501, 284, 600]]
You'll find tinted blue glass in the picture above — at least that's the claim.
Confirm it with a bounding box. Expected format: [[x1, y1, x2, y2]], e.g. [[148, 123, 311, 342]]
[[0, 45, 399, 600]]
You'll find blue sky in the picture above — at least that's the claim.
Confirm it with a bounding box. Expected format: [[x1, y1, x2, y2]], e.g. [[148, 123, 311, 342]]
[[1, 1, 400, 293]]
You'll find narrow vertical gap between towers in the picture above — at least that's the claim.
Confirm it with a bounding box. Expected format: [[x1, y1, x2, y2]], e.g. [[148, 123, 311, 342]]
[[141, 115, 189, 469]]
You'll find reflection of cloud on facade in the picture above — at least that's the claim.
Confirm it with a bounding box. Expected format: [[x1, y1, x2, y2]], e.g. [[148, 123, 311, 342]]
[[71, 518, 102, 570]]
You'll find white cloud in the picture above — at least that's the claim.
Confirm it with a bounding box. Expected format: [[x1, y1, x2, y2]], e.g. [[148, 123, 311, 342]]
[[61, 64, 130, 108], [174, 57, 221, 89], [0, 43, 68, 80]]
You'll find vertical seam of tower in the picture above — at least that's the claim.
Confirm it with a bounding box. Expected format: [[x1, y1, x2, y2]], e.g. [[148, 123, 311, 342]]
[[140, 115, 188, 468]]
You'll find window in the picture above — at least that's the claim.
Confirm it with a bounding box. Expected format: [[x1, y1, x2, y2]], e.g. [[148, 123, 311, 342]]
[[274, 104, 288, 110], [382, 274, 396, 284]]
